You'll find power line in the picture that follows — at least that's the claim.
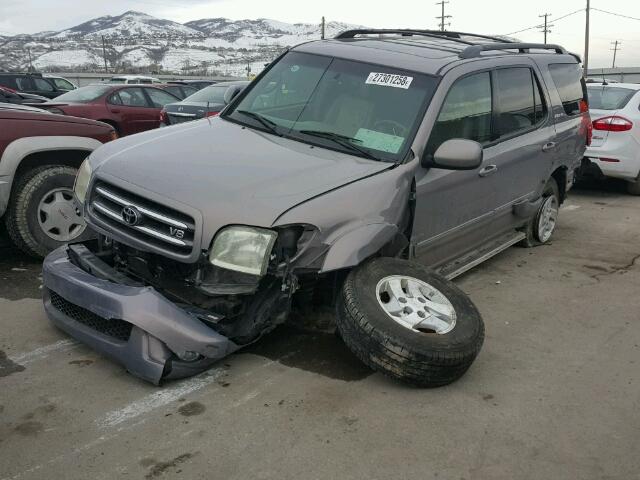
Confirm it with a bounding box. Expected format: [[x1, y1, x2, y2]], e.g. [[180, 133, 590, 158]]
[[592, 8, 640, 22], [503, 8, 584, 36]]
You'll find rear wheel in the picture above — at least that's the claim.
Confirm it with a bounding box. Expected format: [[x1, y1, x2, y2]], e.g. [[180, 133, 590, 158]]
[[5, 166, 91, 258], [626, 177, 640, 195], [520, 177, 560, 247], [336, 257, 484, 387]]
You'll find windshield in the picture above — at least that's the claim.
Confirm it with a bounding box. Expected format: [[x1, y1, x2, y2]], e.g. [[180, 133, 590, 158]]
[[224, 52, 437, 162], [54, 85, 113, 103], [184, 85, 229, 104], [587, 86, 637, 110]]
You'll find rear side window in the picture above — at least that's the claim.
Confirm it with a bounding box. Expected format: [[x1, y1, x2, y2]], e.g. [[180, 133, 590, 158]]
[[427, 72, 492, 155], [15, 77, 32, 91], [494, 67, 547, 138], [587, 87, 637, 110], [118, 88, 148, 107], [145, 88, 178, 107], [33, 78, 55, 92], [549, 63, 586, 116]]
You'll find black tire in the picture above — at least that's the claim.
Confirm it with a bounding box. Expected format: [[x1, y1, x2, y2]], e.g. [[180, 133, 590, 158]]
[[519, 177, 560, 248], [336, 257, 484, 388], [5, 165, 92, 258], [626, 177, 640, 196]]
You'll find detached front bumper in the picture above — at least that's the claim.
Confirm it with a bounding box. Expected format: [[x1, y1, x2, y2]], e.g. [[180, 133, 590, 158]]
[[42, 246, 239, 384]]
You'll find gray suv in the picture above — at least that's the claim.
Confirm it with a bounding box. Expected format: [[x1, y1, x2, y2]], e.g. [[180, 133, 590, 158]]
[[42, 30, 590, 387]]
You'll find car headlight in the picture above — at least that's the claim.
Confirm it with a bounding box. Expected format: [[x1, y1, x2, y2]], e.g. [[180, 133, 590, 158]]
[[209, 226, 277, 276], [74, 159, 93, 204]]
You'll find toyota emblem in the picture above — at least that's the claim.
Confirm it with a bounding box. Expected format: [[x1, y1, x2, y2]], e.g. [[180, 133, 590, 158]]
[[121, 206, 142, 226]]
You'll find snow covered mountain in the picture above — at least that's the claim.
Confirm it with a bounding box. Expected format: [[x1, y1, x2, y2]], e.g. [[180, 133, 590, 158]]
[[0, 11, 360, 77]]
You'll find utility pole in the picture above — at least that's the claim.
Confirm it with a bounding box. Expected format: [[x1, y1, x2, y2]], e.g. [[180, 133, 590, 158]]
[[584, 0, 590, 77], [321, 16, 325, 39], [539, 13, 553, 44], [27, 48, 33, 72], [611, 40, 621, 68], [101, 35, 108, 73], [435, 1, 451, 31]]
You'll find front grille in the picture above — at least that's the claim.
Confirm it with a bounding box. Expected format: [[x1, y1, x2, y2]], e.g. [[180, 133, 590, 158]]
[[89, 181, 195, 257], [49, 291, 133, 342]]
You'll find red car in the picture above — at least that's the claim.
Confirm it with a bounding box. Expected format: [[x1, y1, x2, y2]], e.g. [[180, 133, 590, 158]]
[[0, 103, 116, 257], [37, 84, 180, 136]]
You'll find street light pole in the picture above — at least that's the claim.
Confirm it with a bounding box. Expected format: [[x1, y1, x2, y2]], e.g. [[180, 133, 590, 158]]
[[584, 0, 590, 77]]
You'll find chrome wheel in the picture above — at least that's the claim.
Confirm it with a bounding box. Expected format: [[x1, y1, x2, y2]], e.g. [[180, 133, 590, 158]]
[[376, 275, 457, 335], [536, 195, 558, 243], [37, 187, 86, 242]]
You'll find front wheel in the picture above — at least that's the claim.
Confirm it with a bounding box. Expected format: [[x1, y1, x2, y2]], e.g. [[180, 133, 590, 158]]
[[5, 165, 91, 258], [336, 257, 485, 388]]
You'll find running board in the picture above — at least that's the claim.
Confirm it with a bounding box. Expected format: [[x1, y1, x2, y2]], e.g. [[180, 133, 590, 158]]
[[437, 231, 526, 280]]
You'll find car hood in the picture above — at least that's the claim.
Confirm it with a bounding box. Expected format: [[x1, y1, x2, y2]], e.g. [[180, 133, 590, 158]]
[[92, 117, 392, 244]]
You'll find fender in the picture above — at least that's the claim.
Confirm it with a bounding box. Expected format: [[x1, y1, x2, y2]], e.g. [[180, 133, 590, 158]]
[[0, 136, 102, 216], [321, 223, 398, 273]]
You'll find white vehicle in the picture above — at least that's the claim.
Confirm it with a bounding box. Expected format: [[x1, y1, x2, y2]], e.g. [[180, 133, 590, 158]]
[[108, 75, 161, 85], [585, 82, 640, 194]]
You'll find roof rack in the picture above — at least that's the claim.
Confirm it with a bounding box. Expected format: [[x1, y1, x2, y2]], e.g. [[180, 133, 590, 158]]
[[335, 29, 510, 45], [458, 43, 567, 59]]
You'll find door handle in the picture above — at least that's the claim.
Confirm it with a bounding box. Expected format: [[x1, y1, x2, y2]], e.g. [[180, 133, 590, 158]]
[[478, 165, 498, 177], [542, 142, 557, 152], [111, 109, 120, 114]]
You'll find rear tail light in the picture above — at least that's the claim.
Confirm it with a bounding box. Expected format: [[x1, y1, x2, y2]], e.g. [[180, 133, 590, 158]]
[[592, 116, 633, 132], [205, 111, 220, 118], [599, 158, 620, 162], [159, 109, 168, 124], [586, 120, 593, 146]]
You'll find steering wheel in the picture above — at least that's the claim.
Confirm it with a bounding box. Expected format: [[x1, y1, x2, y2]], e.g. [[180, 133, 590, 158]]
[[373, 120, 407, 137]]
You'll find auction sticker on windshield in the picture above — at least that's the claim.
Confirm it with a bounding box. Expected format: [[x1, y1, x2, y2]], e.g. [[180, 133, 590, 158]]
[[366, 72, 413, 89]]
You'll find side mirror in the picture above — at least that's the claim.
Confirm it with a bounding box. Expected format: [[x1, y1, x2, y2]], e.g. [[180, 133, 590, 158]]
[[224, 86, 242, 105], [425, 139, 483, 170]]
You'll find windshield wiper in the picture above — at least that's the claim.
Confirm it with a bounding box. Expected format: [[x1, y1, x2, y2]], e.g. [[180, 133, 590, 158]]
[[236, 110, 280, 135], [298, 130, 380, 161]]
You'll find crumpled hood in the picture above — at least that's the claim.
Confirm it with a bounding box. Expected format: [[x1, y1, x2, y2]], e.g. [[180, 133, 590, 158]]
[[91, 117, 391, 245]]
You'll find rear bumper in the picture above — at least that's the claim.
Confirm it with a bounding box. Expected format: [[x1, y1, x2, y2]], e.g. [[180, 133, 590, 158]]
[[42, 246, 238, 384], [586, 143, 640, 181]]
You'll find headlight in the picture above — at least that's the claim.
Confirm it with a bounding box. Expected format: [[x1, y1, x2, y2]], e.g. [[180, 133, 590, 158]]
[[74, 159, 92, 204], [209, 226, 277, 276]]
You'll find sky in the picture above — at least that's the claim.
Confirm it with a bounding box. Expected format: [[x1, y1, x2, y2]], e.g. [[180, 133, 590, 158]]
[[1, 0, 640, 69]]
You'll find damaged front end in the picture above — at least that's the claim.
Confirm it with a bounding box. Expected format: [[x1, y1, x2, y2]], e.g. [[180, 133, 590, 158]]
[[42, 224, 320, 384]]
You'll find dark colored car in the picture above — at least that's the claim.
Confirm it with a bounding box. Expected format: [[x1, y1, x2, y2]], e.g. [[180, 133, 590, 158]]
[[160, 81, 249, 126], [0, 104, 116, 257], [36, 84, 180, 136], [156, 83, 199, 100], [168, 79, 217, 90], [0, 85, 49, 104], [0, 73, 71, 99]]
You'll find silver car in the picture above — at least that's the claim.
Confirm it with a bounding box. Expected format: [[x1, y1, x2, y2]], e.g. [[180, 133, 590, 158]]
[[42, 30, 589, 386]]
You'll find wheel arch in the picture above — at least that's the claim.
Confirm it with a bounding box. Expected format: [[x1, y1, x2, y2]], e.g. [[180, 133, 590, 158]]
[[0, 136, 102, 216]]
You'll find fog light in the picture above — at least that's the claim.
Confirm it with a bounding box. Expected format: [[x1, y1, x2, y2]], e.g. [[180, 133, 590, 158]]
[[177, 350, 201, 362]]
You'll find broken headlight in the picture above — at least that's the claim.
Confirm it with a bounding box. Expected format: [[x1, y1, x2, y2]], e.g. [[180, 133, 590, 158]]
[[209, 226, 277, 277], [74, 159, 93, 204]]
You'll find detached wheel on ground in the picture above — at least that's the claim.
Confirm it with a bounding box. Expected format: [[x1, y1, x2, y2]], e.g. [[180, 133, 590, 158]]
[[5, 165, 91, 258], [520, 177, 560, 247], [336, 257, 484, 388]]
